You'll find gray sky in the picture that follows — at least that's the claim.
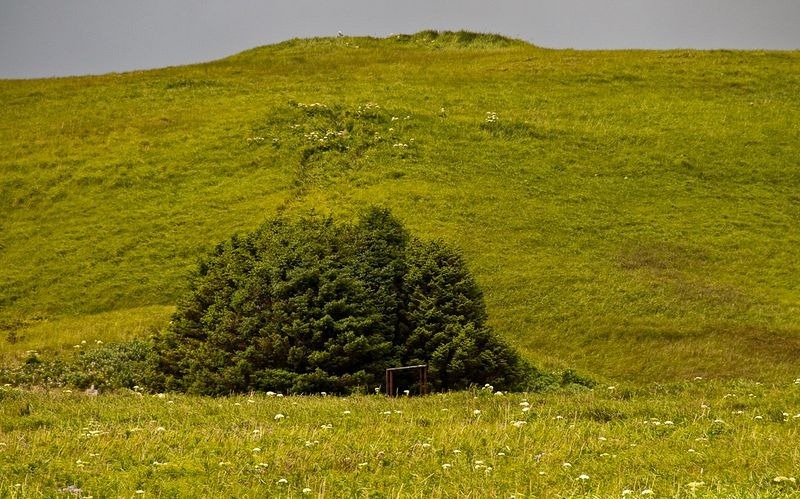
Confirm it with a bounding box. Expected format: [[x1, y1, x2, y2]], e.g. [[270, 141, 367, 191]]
[[1, 0, 799, 79]]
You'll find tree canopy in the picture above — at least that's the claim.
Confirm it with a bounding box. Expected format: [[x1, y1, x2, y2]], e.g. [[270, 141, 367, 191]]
[[154, 207, 530, 395]]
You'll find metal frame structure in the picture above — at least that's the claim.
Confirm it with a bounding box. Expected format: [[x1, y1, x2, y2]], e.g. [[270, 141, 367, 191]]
[[385, 364, 429, 397]]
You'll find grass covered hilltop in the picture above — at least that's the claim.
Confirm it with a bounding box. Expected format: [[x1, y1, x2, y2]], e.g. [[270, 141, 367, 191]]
[[1, 31, 799, 496]]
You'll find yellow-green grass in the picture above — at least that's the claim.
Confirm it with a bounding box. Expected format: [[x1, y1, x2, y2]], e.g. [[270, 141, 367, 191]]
[[1, 32, 799, 383], [0, 305, 172, 364], [2, 380, 799, 497]]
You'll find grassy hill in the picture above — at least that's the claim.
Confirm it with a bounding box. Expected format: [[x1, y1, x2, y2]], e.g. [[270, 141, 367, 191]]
[[1, 31, 799, 383]]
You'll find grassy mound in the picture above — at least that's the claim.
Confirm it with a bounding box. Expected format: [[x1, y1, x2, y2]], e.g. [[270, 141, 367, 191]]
[[1, 32, 799, 383]]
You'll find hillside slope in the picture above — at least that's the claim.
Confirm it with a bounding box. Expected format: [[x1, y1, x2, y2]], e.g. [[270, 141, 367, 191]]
[[1, 32, 799, 382]]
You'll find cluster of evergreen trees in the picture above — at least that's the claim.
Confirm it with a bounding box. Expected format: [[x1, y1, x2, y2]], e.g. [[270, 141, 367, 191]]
[[154, 208, 530, 395]]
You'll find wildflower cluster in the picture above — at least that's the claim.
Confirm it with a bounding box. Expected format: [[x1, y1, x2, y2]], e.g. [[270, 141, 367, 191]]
[[356, 102, 381, 118], [249, 100, 418, 187], [288, 101, 415, 159], [81, 421, 107, 439], [301, 128, 350, 153]]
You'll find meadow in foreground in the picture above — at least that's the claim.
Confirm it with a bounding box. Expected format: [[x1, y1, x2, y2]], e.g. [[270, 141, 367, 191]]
[[2, 379, 799, 498]]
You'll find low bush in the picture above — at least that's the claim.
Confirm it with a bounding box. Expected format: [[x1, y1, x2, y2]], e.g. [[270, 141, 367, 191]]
[[0, 340, 157, 390]]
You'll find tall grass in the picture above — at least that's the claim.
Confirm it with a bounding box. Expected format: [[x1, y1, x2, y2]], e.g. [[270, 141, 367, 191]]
[[1, 380, 799, 497]]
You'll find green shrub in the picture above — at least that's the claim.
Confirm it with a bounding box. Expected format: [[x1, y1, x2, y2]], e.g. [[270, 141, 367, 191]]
[[0, 340, 157, 390], [64, 340, 157, 389], [153, 207, 534, 395]]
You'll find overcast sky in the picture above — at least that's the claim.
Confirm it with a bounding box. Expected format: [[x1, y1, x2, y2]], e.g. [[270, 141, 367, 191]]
[[1, 0, 799, 79]]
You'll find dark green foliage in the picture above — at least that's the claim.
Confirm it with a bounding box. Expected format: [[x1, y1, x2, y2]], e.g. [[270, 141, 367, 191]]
[[560, 369, 597, 389], [402, 240, 523, 390], [65, 340, 157, 389], [153, 207, 531, 395], [392, 30, 522, 47]]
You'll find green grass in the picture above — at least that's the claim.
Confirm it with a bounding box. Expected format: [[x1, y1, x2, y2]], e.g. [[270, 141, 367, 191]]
[[3, 33, 799, 382], [1, 30, 800, 496], [0, 305, 172, 364], [2, 380, 800, 497]]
